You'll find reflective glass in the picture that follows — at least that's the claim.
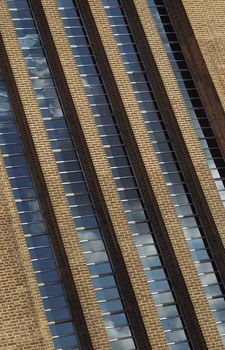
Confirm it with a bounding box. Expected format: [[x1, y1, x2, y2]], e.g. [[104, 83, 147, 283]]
[[8, 1, 135, 347], [103, 0, 225, 344], [57, 0, 192, 347], [0, 65, 79, 349], [147, 0, 225, 206], [147, 0, 225, 341]]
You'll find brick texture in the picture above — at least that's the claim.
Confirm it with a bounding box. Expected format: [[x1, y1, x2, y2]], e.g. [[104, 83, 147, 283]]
[[165, 0, 225, 157], [78, 0, 224, 348], [0, 154, 54, 349], [129, 0, 225, 325], [0, 0, 224, 348], [31, 0, 170, 348], [0, 1, 109, 348]]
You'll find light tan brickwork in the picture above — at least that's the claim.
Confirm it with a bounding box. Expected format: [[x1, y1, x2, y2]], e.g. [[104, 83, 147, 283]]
[[0, 154, 54, 349], [29, 0, 169, 348], [164, 0, 225, 157], [0, 2, 110, 348], [128, 0, 225, 298], [75, 0, 224, 348], [0, 0, 225, 348]]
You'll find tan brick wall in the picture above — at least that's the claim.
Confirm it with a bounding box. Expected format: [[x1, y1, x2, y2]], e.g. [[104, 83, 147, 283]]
[[177, 0, 225, 120], [0, 154, 54, 349], [123, 0, 225, 346], [78, 0, 223, 348], [164, 0, 225, 156], [1, 0, 225, 348], [179, 0, 225, 107], [0, 1, 110, 348], [130, 0, 225, 301], [31, 0, 171, 348]]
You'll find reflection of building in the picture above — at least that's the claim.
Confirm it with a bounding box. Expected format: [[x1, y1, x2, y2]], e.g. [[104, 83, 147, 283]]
[[1, 0, 225, 348]]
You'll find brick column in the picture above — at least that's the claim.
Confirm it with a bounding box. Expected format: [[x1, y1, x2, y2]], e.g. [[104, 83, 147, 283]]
[[0, 1, 109, 348], [73, 0, 223, 348], [164, 0, 225, 157], [0, 154, 54, 349], [125, 0, 225, 306], [28, 0, 171, 348]]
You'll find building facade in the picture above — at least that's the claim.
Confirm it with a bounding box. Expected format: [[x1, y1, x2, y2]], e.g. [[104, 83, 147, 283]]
[[0, 0, 225, 349]]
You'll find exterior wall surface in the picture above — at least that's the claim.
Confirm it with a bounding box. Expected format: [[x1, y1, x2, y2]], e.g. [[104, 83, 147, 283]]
[[0, 0, 225, 349]]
